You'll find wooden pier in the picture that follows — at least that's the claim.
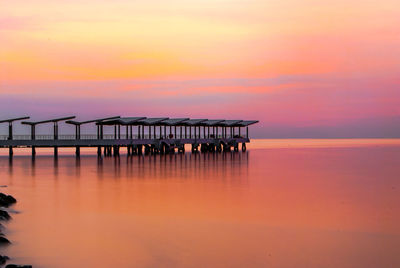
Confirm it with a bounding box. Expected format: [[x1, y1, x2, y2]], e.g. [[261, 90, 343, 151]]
[[0, 116, 258, 157]]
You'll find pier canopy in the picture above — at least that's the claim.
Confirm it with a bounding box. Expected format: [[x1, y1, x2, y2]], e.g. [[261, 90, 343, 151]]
[[97, 117, 145, 126], [200, 119, 225, 126], [66, 116, 120, 125], [219, 120, 243, 126], [181, 119, 208, 126], [236, 120, 259, 126], [95, 117, 258, 128], [0, 116, 30, 123], [21, 116, 76, 126], [21, 116, 76, 140], [158, 118, 190, 126], [137, 118, 169, 125], [0, 117, 31, 140]]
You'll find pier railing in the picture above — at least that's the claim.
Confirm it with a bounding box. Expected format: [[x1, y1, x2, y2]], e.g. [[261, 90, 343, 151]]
[[0, 134, 243, 140]]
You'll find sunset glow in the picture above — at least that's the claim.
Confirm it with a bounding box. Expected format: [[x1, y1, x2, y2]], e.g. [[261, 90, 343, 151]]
[[1, 0, 399, 137]]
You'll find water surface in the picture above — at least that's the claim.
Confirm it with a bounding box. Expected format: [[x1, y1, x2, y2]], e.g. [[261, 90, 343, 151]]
[[1, 139, 399, 267]]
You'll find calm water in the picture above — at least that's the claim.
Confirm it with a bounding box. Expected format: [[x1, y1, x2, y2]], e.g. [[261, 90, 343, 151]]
[[1, 139, 400, 268]]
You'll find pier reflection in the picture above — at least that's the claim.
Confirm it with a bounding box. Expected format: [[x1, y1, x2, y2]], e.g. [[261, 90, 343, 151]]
[[93, 152, 249, 184], [1, 151, 249, 185]]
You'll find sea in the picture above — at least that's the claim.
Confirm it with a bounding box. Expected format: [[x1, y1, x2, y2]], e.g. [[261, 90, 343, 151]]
[[1, 139, 399, 268]]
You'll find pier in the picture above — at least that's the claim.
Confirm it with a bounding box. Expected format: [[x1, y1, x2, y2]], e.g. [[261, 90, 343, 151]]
[[0, 116, 258, 157]]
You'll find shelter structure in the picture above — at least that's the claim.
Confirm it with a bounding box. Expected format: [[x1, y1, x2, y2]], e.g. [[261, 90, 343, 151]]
[[0, 116, 30, 156], [21, 116, 76, 155], [0, 115, 258, 157]]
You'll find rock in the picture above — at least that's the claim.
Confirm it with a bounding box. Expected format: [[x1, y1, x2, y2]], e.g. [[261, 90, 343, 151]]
[[0, 255, 9, 265], [0, 210, 11, 220], [6, 265, 32, 268], [0, 193, 16, 207], [0, 236, 10, 244]]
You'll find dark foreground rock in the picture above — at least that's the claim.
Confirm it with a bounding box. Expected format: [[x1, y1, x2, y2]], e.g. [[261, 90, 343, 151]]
[[0, 255, 10, 265], [0, 193, 17, 207], [0, 210, 11, 221], [0, 236, 10, 244], [6, 265, 32, 268]]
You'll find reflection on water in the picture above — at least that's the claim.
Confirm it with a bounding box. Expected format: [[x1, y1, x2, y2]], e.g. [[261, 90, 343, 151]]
[[0, 143, 400, 268], [4, 152, 249, 182]]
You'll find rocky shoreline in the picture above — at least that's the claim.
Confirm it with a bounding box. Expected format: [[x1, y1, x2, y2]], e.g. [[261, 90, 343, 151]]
[[0, 192, 32, 268]]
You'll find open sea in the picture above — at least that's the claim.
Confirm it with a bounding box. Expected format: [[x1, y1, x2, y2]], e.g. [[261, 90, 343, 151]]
[[1, 139, 399, 268]]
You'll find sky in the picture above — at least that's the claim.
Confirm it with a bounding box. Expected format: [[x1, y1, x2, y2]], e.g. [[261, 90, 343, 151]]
[[1, 0, 399, 137]]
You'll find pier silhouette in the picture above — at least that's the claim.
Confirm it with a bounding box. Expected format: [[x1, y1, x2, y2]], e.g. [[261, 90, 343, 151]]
[[0, 116, 258, 157]]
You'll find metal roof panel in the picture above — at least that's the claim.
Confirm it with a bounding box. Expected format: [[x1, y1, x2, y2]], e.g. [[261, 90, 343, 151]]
[[182, 119, 208, 125], [202, 119, 225, 126], [219, 120, 243, 126], [0, 116, 30, 123], [137, 117, 169, 125], [161, 118, 190, 125], [21, 116, 76, 125], [237, 120, 259, 126], [66, 116, 120, 125]]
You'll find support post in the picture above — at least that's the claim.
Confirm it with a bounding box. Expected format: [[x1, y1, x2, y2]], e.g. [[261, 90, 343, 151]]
[[8, 122, 13, 157], [130, 125, 133, 139], [8, 122, 12, 140], [31, 125, 36, 156], [54, 122, 58, 140], [54, 122, 58, 156]]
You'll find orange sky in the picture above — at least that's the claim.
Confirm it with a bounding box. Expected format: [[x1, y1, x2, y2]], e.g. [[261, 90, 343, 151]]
[[1, 0, 400, 137]]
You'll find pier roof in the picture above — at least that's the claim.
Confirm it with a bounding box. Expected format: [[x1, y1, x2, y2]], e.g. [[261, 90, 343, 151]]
[[65, 116, 120, 125], [219, 120, 243, 126], [237, 120, 259, 126], [66, 116, 121, 125], [0, 116, 30, 123], [99, 117, 146, 125], [201, 119, 225, 126], [137, 118, 169, 125], [21, 116, 76, 125], [182, 119, 208, 125], [159, 118, 190, 125]]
